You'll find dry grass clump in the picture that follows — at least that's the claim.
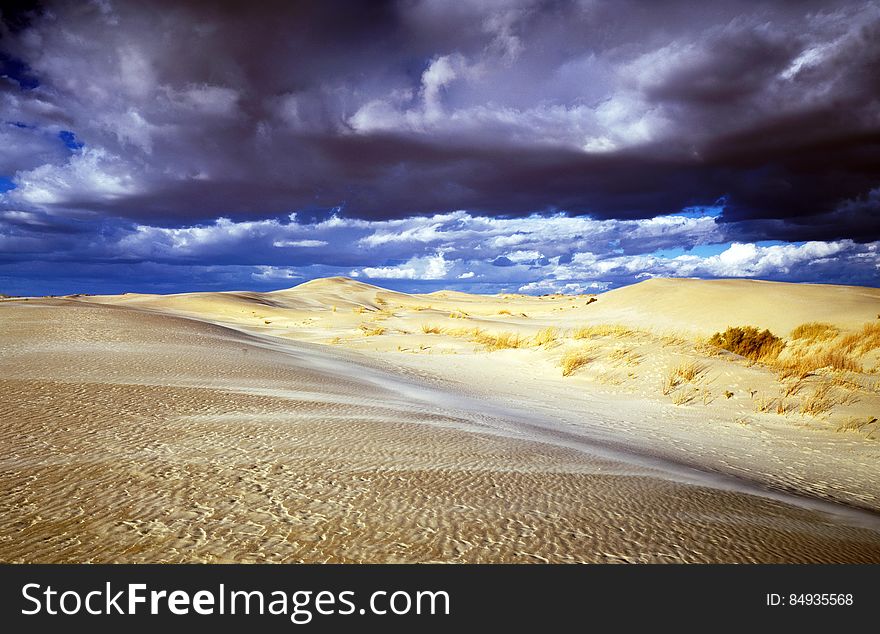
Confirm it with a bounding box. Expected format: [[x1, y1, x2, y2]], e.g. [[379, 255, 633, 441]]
[[840, 322, 880, 355], [571, 324, 633, 339], [532, 327, 559, 347], [836, 416, 879, 438], [708, 326, 784, 362], [609, 347, 642, 365], [799, 381, 838, 416], [674, 360, 706, 382], [421, 324, 443, 334], [662, 361, 706, 396], [435, 325, 528, 350], [775, 348, 861, 379], [752, 393, 777, 413], [561, 348, 594, 376], [359, 324, 386, 336], [449, 310, 469, 319], [790, 322, 839, 342], [497, 309, 512, 315], [473, 330, 527, 350]]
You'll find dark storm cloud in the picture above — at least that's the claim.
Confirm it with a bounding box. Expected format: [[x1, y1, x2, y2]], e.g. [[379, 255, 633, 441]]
[[0, 0, 877, 241]]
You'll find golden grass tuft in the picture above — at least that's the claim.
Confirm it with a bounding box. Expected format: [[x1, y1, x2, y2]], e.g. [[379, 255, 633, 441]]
[[790, 322, 838, 342], [671, 388, 698, 406], [561, 348, 593, 376], [608, 347, 642, 365], [753, 393, 777, 413], [497, 309, 513, 315], [662, 361, 706, 396], [448, 310, 469, 319], [359, 324, 386, 336], [421, 324, 443, 334], [532, 327, 559, 347], [571, 324, 633, 339], [836, 416, 879, 438], [708, 326, 784, 362], [473, 330, 527, 350], [799, 381, 838, 416], [775, 347, 861, 379], [840, 322, 880, 355]]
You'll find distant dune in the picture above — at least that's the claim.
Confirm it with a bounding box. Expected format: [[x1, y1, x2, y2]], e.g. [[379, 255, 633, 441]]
[[2, 277, 880, 563], [589, 278, 880, 335]]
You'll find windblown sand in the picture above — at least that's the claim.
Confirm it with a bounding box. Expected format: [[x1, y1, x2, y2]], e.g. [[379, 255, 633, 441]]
[[2, 278, 880, 562]]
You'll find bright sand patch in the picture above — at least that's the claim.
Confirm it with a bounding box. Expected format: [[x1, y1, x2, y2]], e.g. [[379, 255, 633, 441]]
[[2, 276, 880, 562]]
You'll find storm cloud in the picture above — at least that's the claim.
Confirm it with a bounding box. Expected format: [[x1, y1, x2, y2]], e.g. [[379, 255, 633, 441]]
[[0, 0, 878, 294]]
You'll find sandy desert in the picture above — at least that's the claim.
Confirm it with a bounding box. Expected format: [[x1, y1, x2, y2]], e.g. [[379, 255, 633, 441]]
[[1, 276, 880, 563]]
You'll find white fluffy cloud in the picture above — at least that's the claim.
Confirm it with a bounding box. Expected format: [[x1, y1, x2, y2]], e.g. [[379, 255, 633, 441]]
[[4, 209, 868, 292], [2, 206, 877, 294]]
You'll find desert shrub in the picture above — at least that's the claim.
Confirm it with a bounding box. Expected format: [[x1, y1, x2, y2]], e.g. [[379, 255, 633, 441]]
[[708, 326, 784, 362], [359, 324, 386, 336], [421, 324, 443, 334], [790, 322, 838, 342]]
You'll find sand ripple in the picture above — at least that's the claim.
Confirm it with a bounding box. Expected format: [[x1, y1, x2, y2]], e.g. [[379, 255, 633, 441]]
[[1, 300, 879, 562]]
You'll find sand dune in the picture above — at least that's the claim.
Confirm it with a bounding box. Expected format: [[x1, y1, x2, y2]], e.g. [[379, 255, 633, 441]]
[[588, 277, 880, 335], [2, 277, 880, 562]]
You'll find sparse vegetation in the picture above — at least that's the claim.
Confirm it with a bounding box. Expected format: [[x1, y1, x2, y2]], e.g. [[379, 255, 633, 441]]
[[799, 381, 837, 416], [708, 326, 784, 362], [561, 348, 593, 376], [571, 324, 633, 339], [836, 416, 879, 438], [532, 327, 558, 347], [421, 324, 443, 334], [671, 388, 698, 405], [449, 310, 469, 319], [753, 393, 776, 413], [662, 361, 706, 397], [359, 324, 386, 336], [497, 309, 512, 315], [473, 330, 526, 350], [775, 348, 861, 379], [609, 347, 642, 365], [840, 322, 880, 355], [790, 322, 838, 342], [782, 378, 806, 398]]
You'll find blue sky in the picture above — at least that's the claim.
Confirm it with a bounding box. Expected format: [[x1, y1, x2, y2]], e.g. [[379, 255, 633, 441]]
[[0, 1, 878, 296]]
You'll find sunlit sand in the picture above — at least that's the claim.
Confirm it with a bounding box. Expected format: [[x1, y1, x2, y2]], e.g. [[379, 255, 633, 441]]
[[1, 276, 879, 562]]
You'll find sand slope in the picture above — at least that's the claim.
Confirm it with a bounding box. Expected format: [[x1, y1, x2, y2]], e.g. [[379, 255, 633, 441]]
[[2, 278, 880, 562], [587, 277, 880, 335]]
